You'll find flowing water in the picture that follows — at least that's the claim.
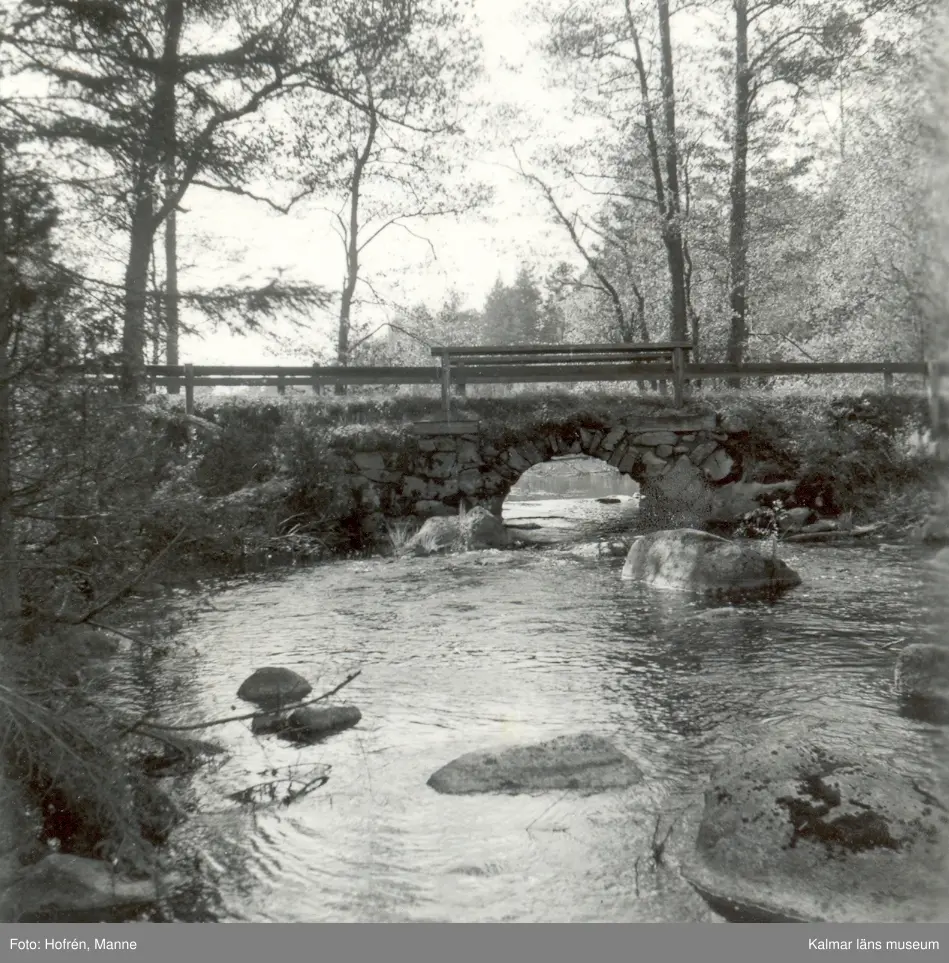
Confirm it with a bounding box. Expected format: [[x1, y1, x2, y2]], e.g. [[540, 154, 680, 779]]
[[113, 461, 949, 922]]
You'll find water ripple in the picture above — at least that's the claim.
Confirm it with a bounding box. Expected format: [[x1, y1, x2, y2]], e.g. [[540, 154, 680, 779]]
[[116, 533, 949, 923]]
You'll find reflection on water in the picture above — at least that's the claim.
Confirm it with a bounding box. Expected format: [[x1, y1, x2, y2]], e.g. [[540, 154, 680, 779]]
[[132, 558, 947, 922], [505, 456, 641, 502], [113, 466, 948, 923]]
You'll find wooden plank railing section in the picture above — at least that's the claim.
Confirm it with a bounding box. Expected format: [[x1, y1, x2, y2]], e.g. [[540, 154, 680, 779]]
[[64, 345, 948, 437]]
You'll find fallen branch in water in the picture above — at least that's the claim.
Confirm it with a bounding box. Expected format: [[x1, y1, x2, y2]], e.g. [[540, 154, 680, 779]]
[[228, 764, 331, 806], [127, 669, 363, 733], [784, 522, 885, 544]]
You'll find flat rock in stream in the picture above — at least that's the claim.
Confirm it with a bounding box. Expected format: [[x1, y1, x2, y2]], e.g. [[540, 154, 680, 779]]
[[427, 733, 643, 795], [251, 711, 292, 736], [237, 667, 312, 707], [286, 705, 361, 741], [679, 741, 949, 923], [567, 541, 629, 560]]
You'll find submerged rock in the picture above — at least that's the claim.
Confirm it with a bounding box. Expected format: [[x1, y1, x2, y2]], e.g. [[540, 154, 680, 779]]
[[680, 741, 949, 922], [567, 541, 629, 560], [403, 506, 511, 556], [895, 644, 949, 720], [251, 711, 291, 736], [237, 667, 312, 707], [621, 529, 801, 600], [427, 733, 643, 795], [930, 547, 949, 570], [286, 705, 361, 740], [0, 854, 182, 923]]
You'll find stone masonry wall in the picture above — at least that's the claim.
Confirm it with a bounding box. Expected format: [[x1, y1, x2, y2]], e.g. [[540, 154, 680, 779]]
[[336, 411, 750, 539]]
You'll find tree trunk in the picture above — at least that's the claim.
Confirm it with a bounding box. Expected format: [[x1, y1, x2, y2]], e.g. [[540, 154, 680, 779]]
[[164, 12, 180, 393], [121, 0, 184, 400], [335, 278, 355, 396], [726, 0, 751, 385], [0, 362, 17, 633], [121, 213, 154, 398], [335, 92, 378, 396], [0, 150, 21, 632], [656, 0, 689, 343], [165, 209, 178, 383]]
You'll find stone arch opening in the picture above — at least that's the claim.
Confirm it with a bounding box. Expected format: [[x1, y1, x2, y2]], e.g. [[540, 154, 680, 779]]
[[501, 452, 643, 542], [505, 453, 642, 504], [474, 420, 732, 529]]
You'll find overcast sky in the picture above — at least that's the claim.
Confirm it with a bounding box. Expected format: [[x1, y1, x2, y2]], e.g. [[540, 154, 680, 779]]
[[176, 0, 838, 366], [179, 0, 587, 365]]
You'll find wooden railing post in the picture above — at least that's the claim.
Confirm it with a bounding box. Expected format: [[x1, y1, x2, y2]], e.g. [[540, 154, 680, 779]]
[[454, 364, 467, 396], [311, 364, 322, 396], [184, 363, 194, 415], [440, 350, 452, 420], [928, 360, 949, 462], [277, 372, 286, 396], [672, 346, 685, 407]]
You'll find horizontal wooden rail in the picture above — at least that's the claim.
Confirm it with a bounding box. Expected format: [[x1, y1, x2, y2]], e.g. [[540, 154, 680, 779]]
[[62, 355, 948, 425], [685, 361, 929, 377], [441, 363, 674, 382], [451, 352, 676, 366], [431, 341, 693, 356], [67, 364, 440, 381]]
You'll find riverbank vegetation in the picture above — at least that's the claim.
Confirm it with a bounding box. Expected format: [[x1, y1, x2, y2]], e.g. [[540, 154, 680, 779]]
[[2, 0, 949, 920]]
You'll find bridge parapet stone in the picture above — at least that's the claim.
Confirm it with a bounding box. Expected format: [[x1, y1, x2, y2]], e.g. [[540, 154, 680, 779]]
[[351, 452, 386, 472], [599, 427, 627, 452], [414, 500, 454, 518], [458, 469, 484, 495], [521, 441, 545, 464], [617, 448, 642, 475], [506, 449, 533, 472], [699, 447, 735, 482], [418, 437, 456, 453], [427, 453, 458, 479], [457, 440, 480, 465], [689, 440, 719, 465], [607, 440, 630, 468], [625, 415, 716, 433], [630, 431, 679, 447]]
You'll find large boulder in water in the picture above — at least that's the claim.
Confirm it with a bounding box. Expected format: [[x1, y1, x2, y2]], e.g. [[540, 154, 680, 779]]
[[427, 733, 643, 795], [403, 506, 511, 556], [621, 528, 801, 600], [679, 741, 949, 922], [237, 667, 312, 707]]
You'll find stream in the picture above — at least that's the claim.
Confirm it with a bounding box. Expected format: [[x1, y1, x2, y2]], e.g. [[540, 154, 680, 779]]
[[110, 458, 948, 922]]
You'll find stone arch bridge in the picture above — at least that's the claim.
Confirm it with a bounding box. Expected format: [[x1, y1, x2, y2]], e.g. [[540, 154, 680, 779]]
[[337, 411, 759, 539]]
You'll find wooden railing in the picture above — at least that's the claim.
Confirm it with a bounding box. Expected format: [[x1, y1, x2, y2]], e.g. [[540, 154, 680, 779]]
[[431, 342, 693, 412], [67, 349, 949, 437]]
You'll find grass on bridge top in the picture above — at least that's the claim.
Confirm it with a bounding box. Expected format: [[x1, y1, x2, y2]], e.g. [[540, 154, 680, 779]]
[[180, 383, 931, 451]]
